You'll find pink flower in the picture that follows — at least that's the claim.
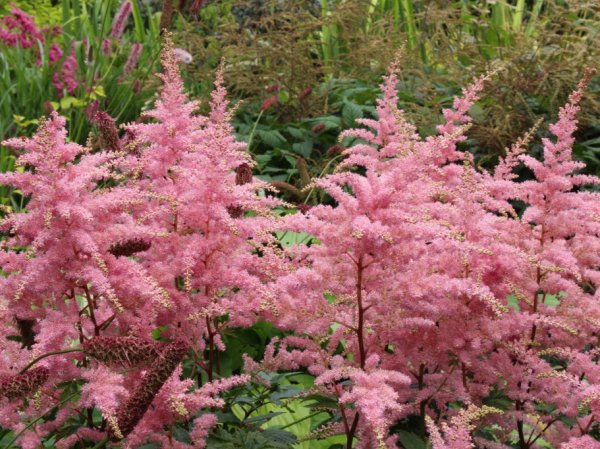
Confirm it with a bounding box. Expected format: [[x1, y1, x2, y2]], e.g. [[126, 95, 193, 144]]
[[172, 47, 192, 64], [0, 6, 42, 48], [101, 38, 112, 55], [2, 26, 599, 449], [48, 42, 62, 64], [62, 52, 78, 93], [123, 42, 142, 75], [111, 1, 132, 39], [52, 48, 79, 95], [260, 94, 278, 111]]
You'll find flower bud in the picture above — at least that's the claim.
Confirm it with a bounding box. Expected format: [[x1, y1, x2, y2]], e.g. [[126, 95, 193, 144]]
[[298, 87, 312, 100], [91, 111, 121, 152], [311, 123, 326, 134], [326, 144, 345, 157]]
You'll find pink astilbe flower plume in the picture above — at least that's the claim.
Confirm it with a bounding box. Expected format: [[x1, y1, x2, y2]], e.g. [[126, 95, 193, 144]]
[[124, 36, 282, 373], [474, 67, 600, 448], [265, 53, 513, 448], [0, 111, 172, 446], [1, 27, 599, 449], [426, 405, 502, 449], [265, 52, 599, 447]]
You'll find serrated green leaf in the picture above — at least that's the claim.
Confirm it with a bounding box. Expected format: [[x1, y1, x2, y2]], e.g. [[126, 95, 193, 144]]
[[397, 430, 427, 449], [292, 141, 313, 158], [258, 130, 287, 148], [287, 127, 309, 140], [342, 101, 363, 127]]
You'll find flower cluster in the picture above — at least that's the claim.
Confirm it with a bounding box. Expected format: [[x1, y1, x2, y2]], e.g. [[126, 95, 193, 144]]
[[258, 54, 600, 448], [0, 2, 147, 99], [0, 6, 42, 48], [0, 38, 278, 448]]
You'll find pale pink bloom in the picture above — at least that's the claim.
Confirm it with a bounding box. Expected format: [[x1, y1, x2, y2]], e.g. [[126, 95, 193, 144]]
[[172, 47, 193, 64]]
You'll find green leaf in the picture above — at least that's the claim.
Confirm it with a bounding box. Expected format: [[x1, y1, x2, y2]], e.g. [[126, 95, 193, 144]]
[[324, 292, 336, 304], [173, 426, 192, 444], [396, 430, 427, 449], [258, 130, 287, 148], [278, 91, 290, 103], [342, 101, 363, 127], [262, 428, 298, 445], [245, 411, 287, 424], [309, 116, 341, 130], [89, 85, 105, 99], [292, 141, 313, 158], [59, 96, 86, 110], [468, 103, 485, 121], [287, 127, 309, 140]]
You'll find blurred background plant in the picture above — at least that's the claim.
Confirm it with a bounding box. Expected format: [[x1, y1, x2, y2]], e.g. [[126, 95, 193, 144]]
[[0, 0, 164, 143], [164, 0, 600, 201], [1, 0, 598, 205], [0, 0, 166, 210]]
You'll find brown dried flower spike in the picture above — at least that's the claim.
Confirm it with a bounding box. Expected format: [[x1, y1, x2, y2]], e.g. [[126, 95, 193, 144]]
[[83, 336, 160, 368], [90, 111, 121, 152], [108, 339, 188, 440], [0, 367, 49, 401], [228, 163, 253, 218], [108, 238, 152, 258]]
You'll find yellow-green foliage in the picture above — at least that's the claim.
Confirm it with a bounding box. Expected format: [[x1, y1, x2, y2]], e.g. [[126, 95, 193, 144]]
[[0, 0, 62, 27]]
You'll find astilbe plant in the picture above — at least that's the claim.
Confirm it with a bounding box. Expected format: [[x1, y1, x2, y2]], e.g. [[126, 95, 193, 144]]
[[121, 37, 282, 382], [254, 54, 600, 449], [0, 40, 280, 448], [474, 68, 600, 449], [1, 33, 600, 449], [0, 112, 158, 448]]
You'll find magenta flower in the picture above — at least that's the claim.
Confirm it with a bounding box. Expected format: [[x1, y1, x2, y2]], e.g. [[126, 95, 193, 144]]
[[101, 38, 112, 55], [260, 94, 278, 111], [48, 42, 62, 64], [0, 6, 42, 48], [52, 49, 79, 95]]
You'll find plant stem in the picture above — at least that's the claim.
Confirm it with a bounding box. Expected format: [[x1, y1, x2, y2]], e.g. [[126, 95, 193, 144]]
[[246, 110, 263, 154], [19, 348, 82, 375], [3, 391, 81, 448], [356, 256, 366, 369], [345, 255, 367, 449]]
